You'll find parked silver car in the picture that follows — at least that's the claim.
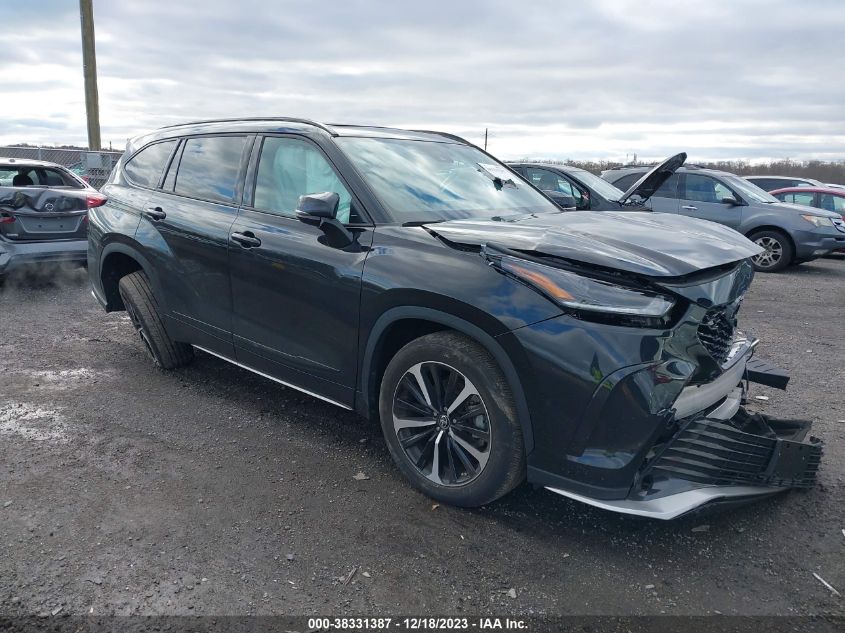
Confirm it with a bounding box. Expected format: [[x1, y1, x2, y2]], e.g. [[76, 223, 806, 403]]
[[602, 164, 845, 272]]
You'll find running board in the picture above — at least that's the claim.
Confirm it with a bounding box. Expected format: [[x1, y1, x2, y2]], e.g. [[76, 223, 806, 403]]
[[192, 345, 353, 410]]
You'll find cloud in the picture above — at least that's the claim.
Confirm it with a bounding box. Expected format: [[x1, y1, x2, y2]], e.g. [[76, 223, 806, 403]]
[[0, 0, 843, 162]]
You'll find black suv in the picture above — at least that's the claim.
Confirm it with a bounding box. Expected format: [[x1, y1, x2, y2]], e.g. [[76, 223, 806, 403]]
[[89, 119, 822, 519]]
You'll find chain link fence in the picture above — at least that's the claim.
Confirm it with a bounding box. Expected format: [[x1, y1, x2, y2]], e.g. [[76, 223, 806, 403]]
[[0, 146, 123, 190]]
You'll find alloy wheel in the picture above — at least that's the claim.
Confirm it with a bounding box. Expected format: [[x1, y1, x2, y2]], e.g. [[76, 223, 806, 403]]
[[752, 236, 783, 269], [392, 361, 491, 486]]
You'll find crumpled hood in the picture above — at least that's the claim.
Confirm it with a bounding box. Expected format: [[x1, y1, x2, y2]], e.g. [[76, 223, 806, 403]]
[[426, 211, 764, 277]]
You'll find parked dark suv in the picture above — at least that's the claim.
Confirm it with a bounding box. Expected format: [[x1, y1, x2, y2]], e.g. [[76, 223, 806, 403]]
[[89, 119, 822, 519]]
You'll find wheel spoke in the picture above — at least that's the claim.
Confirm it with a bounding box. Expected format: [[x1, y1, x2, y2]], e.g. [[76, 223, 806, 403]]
[[400, 427, 437, 449], [393, 415, 437, 431], [451, 421, 490, 441], [449, 435, 477, 477], [427, 430, 444, 483], [452, 404, 485, 423], [446, 382, 479, 415], [449, 430, 487, 464], [395, 396, 431, 417], [408, 364, 433, 408]]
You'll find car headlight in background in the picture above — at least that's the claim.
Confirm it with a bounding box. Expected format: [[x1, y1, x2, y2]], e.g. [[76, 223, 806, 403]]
[[495, 255, 675, 317], [801, 214, 835, 228]]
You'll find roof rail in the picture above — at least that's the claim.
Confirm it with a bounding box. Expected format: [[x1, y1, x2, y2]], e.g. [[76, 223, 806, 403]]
[[157, 117, 337, 136], [410, 129, 473, 145]]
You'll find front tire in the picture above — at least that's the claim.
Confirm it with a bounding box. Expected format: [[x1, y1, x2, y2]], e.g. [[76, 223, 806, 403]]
[[378, 331, 525, 507], [749, 230, 793, 272], [118, 271, 193, 369]]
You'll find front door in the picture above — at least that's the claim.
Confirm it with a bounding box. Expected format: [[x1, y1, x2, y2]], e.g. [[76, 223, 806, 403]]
[[677, 173, 743, 229], [228, 135, 373, 406]]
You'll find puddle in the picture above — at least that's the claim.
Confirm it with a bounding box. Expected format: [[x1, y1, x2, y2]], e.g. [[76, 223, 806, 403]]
[[0, 402, 68, 442]]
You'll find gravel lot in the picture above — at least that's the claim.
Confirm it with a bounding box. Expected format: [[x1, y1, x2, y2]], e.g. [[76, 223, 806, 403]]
[[0, 259, 843, 620]]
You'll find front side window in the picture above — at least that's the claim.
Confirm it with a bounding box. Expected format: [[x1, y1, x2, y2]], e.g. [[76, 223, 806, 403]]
[[336, 137, 555, 223], [174, 136, 247, 204], [523, 167, 584, 206], [124, 140, 177, 188], [783, 191, 815, 206], [253, 137, 354, 223], [653, 173, 681, 199], [820, 194, 845, 213], [683, 174, 732, 203]]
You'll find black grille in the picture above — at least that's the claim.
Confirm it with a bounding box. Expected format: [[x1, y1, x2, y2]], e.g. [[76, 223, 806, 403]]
[[647, 417, 822, 489], [698, 307, 735, 365]]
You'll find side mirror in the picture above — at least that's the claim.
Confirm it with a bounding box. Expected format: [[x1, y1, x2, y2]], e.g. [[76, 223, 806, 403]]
[[721, 196, 741, 206], [545, 190, 577, 210], [295, 192, 339, 222], [295, 191, 355, 249]]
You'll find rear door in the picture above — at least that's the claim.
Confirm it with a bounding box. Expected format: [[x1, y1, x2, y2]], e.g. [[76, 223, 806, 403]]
[[0, 165, 90, 241], [677, 173, 742, 229], [137, 134, 251, 356], [228, 134, 373, 406]]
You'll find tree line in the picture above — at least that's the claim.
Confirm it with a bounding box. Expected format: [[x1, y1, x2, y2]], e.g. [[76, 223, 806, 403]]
[[514, 157, 845, 184]]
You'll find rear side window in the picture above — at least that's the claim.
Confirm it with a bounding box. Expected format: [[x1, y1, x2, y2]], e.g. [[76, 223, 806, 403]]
[[124, 140, 177, 188], [174, 136, 248, 204]]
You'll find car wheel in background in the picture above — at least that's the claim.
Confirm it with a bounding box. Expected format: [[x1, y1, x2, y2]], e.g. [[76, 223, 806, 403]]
[[118, 271, 194, 369], [378, 331, 525, 507], [749, 230, 794, 272]]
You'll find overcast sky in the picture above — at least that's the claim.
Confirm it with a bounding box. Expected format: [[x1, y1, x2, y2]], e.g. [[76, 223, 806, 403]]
[[2, 0, 844, 162]]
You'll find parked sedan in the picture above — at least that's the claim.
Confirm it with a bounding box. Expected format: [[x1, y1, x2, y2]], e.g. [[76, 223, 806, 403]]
[[0, 157, 106, 278], [745, 175, 822, 191], [771, 186, 845, 253], [602, 164, 845, 272]]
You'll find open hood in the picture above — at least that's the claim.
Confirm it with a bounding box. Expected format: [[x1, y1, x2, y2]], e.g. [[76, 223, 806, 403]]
[[618, 152, 686, 204], [425, 210, 763, 277]]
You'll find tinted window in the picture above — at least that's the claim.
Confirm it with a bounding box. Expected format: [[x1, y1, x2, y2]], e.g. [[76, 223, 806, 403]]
[[124, 140, 177, 188], [654, 173, 681, 199], [253, 137, 355, 223], [609, 172, 641, 191], [683, 174, 732, 203], [524, 167, 585, 206], [174, 136, 247, 203], [747, 177, 782, 191], [161, 142, 183, 191]]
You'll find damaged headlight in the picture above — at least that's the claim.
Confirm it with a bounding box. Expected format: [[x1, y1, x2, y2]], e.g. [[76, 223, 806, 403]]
[[495, 255, 674, 318]]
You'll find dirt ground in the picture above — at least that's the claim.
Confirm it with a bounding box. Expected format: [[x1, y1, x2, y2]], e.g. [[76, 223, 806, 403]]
[[0, 259, 843, 619]]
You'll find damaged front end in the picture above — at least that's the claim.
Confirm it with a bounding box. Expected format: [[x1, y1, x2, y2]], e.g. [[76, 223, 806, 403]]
[[478, 243, 823, 519]]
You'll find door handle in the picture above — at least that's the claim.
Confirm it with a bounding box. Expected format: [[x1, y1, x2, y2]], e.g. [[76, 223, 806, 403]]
[[231, 231, 261, 248], [682, 205, 698, 211], [143, 206, 166, 221]]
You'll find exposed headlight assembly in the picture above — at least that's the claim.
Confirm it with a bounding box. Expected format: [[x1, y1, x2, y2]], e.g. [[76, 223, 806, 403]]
[[801, 214, 835, 228], [491, 254, 674, 318]]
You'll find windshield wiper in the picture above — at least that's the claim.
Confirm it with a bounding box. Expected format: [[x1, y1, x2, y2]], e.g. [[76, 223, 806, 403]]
[[402, 220, 444, 227]]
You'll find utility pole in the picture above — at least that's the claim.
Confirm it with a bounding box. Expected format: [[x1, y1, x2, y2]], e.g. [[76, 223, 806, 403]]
[[484, 128, 488, 151], [79, 0, 101, 150]]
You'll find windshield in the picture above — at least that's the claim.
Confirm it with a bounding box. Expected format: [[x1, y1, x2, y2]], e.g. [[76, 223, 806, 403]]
[[724, 175, 780, 203], [336, 137, 557, 223], [571, 169, 625, 202]]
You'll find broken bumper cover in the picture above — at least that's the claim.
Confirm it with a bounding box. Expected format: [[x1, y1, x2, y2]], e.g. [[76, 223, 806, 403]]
[[545, 347, 823, 519], [0, 237, 87, 274]]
